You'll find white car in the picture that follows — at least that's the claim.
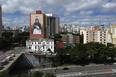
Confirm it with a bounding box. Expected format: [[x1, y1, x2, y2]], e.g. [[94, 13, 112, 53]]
[[6, 56, 12, 61]]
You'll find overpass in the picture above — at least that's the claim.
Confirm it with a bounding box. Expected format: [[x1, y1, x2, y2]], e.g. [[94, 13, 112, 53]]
[[0, 52, 33, 74]]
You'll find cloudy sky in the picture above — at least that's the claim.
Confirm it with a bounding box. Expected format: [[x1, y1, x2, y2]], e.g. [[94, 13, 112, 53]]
[[0, 0, 116, 28]]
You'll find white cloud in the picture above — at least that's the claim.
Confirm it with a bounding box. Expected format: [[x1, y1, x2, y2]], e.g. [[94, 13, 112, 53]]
[[102, 3, 116, 8], [102, 2, 116, 12], [1, 0, 116, 28], [72, 16, 77, 18], [1, 0, 109, 14], [0, 0, 5, 6], [3, 16, 29, 28], [79, 11, 94, 15], [64, 0, 107, 12]]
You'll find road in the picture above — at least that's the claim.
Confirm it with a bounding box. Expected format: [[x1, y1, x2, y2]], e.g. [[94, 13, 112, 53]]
[[77, 73, 116, 77], [33, 64, 116, 77], [0, 46, 24, 62]]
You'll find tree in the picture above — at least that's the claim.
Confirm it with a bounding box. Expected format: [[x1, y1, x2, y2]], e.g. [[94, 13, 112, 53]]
[[32, 71, 43, 77], [107, 43, 114, 48], [53, 33, 62, 38], [54, 48, 66, 65], [14, 32, 29, 46], [20, 73, 27, 77], [12, 74, 20, 77], [65, 46, 71, 53], [2, 31, 13, 46], [0, 70, 10, 77], [108, 47, 116, 60], [0, 38, 8, 50], [45, 73, 56, 77], [69, 43, 87, 62], [85, 42, 109, 60]]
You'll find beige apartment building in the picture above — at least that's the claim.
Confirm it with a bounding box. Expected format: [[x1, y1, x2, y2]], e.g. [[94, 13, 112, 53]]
[[84, 26, 108, 45]]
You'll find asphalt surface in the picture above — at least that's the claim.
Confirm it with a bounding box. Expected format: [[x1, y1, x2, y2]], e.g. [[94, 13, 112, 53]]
[[77, 73, 116, 77], [0, 46, 24, 62], [35, 64, 116, 77]]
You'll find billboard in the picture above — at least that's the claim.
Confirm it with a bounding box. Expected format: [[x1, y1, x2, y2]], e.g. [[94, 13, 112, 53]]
[[31, 14, 43, 34], [30, 14, 45, 38]]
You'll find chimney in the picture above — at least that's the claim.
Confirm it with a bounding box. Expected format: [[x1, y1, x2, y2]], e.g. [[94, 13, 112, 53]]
[[36, 11, 41, 14]]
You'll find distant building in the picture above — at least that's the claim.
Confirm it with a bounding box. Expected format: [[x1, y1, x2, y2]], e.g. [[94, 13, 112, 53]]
[[84, 26, 108, 45], [56, 41, 63, 48], [46, 14, 59, 38], [80, 27, 85, 35], [0, 6, 2, 37], [67, 25, 72, 32], [110, 24, 116, 46], [61, 33, 80, 44]]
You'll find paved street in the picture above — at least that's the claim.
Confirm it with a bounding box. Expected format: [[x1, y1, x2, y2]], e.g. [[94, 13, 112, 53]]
[[33, 64, 116, 77], [0, 46, 24, 62]]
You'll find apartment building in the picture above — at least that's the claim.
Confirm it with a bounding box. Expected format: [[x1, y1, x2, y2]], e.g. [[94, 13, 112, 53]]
[[84, 26, 108, 45]]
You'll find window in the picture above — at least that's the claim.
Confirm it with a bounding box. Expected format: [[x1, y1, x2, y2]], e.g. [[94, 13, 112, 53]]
[[32, 42, 33, 44], [35, 46, 36, 49], [29, 47, 31, 49], [100, 39, 102, 41], [100, 34, 102, 36], [42, 42, 45, 45], [35, 42, 36, 44], [43, 46, 44, 49], [47, 42, 49, 44]]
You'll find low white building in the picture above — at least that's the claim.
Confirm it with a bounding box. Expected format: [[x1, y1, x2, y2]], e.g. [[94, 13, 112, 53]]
[[26, 38, 54, 53]]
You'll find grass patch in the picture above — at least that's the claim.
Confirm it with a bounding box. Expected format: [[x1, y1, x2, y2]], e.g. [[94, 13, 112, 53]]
[[89, 62, 95, 64]]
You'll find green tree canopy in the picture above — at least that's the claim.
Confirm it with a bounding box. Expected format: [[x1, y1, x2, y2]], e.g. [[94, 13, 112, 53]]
[[45, 73, 56, 77]]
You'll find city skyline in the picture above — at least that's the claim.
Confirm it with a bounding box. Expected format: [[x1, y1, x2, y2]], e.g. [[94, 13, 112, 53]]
[[0, 0, 116, 28]]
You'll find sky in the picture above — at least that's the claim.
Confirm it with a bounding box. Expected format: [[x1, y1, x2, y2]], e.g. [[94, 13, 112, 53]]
[[0, 0, 116, 28]]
